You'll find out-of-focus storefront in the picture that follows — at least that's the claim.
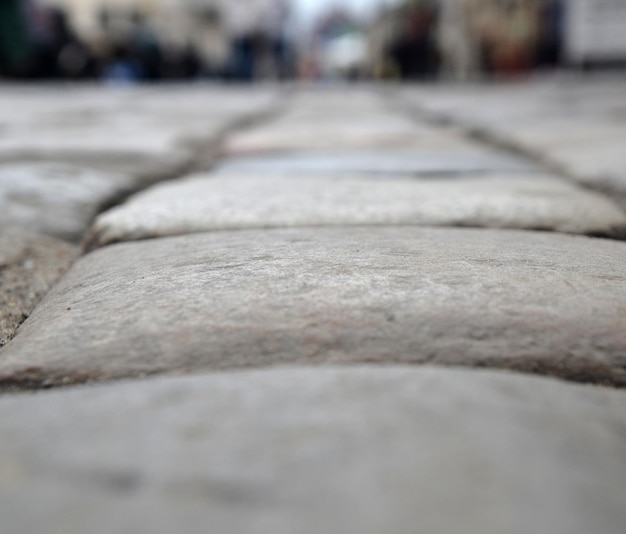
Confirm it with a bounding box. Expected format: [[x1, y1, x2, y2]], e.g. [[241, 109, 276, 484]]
[[368, 0, 626, 80]]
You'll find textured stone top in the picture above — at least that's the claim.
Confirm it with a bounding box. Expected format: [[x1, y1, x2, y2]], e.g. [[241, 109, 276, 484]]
[[86, 173, 626, 249], [0, 366, 625, 534], [0, 163, 138, 242], [3, 227, 626, 388]]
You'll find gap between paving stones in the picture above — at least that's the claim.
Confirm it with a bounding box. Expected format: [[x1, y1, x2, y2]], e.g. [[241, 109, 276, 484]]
[[5, 88, 626, 395], [80, 94, 290, 240], [384, 87, 626, 230], [3, 225, 626, 394], [0, 91, 290, 363], [0, 228, 78, 350], [82, 170, 626, 251], [86, 88, 626, 251]]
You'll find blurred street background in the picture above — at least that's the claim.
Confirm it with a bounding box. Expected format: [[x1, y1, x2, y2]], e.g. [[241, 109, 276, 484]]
[[1, 0, 625, 83]]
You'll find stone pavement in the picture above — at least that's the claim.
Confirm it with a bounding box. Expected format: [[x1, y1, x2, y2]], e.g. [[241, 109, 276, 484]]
[[1, 79, 626, 532], [393, 76, 626, 209]]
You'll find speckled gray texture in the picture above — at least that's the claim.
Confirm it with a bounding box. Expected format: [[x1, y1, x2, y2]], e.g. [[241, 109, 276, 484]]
[[0, 227, 77, 347], [1, 366, 626, 534], [3, 227, 626, 388], [0, 85, 280, 183], [86, 173, 626, 248], [0, 112, 194, 183]]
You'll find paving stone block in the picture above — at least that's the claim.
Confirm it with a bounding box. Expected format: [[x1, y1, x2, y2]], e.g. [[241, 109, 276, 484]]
[[495, 119, 626, 153], [0, 227, 77, 348], [222, 115, 472, 154], [0, 85, 280, 183], [86, 174, 626, 249], [0, 163, 142, 242], [3, 227, 626, 388], [0, 116, 196, 183], [1, 366, 625, 534], [394, 82, 626, 201], [549, 142, 626, 193]]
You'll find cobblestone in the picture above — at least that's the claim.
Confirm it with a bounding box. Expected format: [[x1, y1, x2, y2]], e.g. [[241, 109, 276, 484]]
[[2, 79, 626, 533], [86, 172, 626, 248], [4, 227, 626, 388], [1, 367, 625, 534]]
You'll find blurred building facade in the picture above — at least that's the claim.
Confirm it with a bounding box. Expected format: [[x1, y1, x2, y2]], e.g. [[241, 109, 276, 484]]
[[368, 0, 556, 80], [2, 0, 626, 81]]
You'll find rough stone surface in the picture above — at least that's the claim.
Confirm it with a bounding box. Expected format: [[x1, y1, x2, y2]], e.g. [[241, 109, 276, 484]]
[[0, 85, 280, 183], [548, 142, 626, 192], [222, 116, 473, 154], [468, 121, 626, 199], [0, 114, 195, 183], [216, 148, 539, 176], [0, 163, 139, 242], [394, 80, 626, 202], [1, 366, 626, 534], [0, 227, 77, 348], [3, 227, 626, 388], [86, 173, 626, 249]]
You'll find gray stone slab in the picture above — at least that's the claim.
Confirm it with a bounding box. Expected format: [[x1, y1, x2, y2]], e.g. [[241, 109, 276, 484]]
[[549, 142, 626, 193], [216, 148, 539, 176], [222, 116, 471, 154], [0, 118, 195, 184], [1, 366, 625, 534], [3, 227, 626, 388], [86, 174, 626, 249], [394, 81, 626, 199], [0, 85, 281, 184], [0, 163, 140, 242], [494, 119, 626, 153], [0, 85, 279, 135], [469, 120, 626, 204], [281, 88, 394, 118], [0, 227, 77, 348]]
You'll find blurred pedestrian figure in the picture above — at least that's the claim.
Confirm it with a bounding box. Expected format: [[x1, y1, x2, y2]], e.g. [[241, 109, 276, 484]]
[[51, 8, 93, 79], [26, 1, 57, 78], [536, 0, 564, 67], [475, 0, 539, 76], [263, 0, 294, 79], [0, 0, 33, 77], [129, 10, 162, 81], [181, 44, 201, 79], [29, 6, 94, 79], [230, 33, 256, 81], [103, 46, 141, 84], [438, 0, 479, 80], [193, 6, 229, 78], [389, 2, 439, 80]]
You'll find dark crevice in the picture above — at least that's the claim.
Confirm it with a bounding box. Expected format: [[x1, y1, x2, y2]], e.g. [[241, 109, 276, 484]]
[[81, 94, 291, 251], [0, 91, 290, 363], [1, 358, 625, 397]]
